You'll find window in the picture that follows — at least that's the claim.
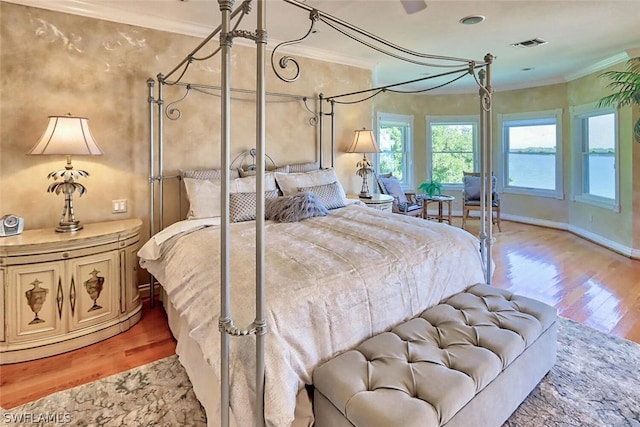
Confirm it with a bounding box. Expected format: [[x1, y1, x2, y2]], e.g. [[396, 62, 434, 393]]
[[376, 112, 413, 188], [571, 104, 618, 210], [500, 109, 563, 198], [426, 116, 479, 185]]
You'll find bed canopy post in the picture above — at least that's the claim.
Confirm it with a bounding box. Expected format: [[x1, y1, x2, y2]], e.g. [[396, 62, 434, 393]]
[[479, 54, 494, 284], [217, 0, 268, 426], [218, 0, 233, 425], [329, 99, 336, 168], [254, 0, 267, 423], [147, 78, 155, 308], [318, 93, 324, 167]]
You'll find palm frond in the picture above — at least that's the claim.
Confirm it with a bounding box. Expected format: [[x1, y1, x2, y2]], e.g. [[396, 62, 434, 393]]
[[598, 57, 640, 142]]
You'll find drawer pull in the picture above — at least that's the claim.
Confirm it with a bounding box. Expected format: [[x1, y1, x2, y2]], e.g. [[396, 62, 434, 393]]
[[62, 252, 70, 258]]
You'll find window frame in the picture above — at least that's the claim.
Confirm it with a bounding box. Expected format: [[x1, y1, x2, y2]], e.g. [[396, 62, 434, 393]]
[[425, 115, 480, 189], [570, 103, 619, 211], [375, 112, 414, 190], [499, 109, 564, 199]]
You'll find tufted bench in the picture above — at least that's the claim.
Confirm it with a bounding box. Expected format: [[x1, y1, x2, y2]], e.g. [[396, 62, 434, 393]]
[[313, 283, 557, 427]]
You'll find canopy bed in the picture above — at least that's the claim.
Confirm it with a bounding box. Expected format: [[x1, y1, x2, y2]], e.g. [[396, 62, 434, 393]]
[[140, 1, 496, 426]]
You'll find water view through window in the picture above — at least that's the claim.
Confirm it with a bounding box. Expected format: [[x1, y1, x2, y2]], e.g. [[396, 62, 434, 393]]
[[505, 121, 558, 192], [509, 153, 614, 198]]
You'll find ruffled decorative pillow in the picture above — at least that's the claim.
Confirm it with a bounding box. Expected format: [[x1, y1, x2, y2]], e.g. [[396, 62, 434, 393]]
[[265, 192, 329, 223]]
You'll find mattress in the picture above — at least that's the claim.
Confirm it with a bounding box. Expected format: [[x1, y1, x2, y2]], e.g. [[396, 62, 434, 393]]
[[139, 204, 488, 427]]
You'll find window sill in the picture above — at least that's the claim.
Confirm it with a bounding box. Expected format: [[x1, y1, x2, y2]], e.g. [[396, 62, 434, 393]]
[[503, 186, 563, 200], [573, 194, 619, 212]]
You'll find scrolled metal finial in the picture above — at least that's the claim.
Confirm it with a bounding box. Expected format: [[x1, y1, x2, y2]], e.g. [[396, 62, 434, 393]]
[[165, 85, 192, 120], [276, 56, 301, 82], [475, 68, 493, 111], [270, 10, 319, 83], [302, 97, 318, 126]]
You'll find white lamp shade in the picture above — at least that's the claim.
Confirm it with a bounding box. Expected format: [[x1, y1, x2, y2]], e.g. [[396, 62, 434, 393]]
[[346, 129, 380, 154], [28, 115, 103, 156]]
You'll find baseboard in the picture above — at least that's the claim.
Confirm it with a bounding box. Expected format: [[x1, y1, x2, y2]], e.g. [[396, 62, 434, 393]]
[[500, 213, 568, 231], [501, 213, 638, 260]]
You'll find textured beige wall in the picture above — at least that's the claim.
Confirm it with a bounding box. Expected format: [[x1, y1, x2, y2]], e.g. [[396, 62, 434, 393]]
[[0, 2, 371, 238], [375, 73, 639, 252]]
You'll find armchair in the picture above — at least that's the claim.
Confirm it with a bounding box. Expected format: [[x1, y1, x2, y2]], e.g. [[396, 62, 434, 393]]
[[376, 174, 422, 217], [462, 172, 501, 231]]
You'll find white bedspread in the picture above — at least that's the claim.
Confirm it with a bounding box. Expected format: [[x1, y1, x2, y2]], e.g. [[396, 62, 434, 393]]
[[139, 204, 487, 427]]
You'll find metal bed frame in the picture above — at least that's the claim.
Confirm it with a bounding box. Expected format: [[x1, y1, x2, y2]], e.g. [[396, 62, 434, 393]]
[[146, 1, 495, 426]]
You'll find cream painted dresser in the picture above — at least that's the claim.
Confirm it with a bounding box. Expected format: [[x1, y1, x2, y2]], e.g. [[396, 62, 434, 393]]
[[0, 219, 143, 364]]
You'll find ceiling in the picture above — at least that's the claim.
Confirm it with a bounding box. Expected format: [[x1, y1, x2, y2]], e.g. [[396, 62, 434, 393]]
[[6, 0, 640, 94]]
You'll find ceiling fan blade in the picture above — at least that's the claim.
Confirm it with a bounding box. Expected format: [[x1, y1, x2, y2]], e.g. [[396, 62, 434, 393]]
[[400, 0, 427, 15]]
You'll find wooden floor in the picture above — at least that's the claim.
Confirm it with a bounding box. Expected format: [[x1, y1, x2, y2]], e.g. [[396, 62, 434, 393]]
[[1, 220, 639, 410]]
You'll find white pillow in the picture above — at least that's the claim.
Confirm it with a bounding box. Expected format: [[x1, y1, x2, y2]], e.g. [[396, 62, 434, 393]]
[[183, 173, 277, 219], [274, 169, 347, 201]]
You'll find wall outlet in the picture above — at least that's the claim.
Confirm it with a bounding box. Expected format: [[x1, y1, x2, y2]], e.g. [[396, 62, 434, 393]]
[[112, 199, 127, 213]]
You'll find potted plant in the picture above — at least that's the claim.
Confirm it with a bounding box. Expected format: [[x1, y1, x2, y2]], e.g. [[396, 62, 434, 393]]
[[418, 179, 442, 197], [598, 57, 640, 142]]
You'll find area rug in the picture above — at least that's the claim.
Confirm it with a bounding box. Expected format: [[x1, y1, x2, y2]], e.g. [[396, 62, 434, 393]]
[[2, 318, 638, 426]]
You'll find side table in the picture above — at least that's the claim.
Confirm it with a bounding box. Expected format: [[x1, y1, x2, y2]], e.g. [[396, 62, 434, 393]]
[[420, 195, 455, 224], [347, 194, 394, 213]]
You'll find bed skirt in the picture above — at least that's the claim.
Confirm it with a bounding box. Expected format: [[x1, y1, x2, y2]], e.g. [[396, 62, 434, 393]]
[[161, 289, 314, 427]]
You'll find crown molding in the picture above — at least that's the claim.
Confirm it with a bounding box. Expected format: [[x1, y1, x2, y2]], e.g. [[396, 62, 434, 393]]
[[564, 52, 630, 82], [2, 0, 375, 70]]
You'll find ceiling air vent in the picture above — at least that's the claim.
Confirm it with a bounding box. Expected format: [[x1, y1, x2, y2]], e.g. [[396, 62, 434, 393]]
[[511, 38, 548, 48]]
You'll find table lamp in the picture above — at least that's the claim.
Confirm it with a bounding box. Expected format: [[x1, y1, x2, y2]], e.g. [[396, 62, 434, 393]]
[[346, 128, 380, 198], [28, 114, 103, 232]]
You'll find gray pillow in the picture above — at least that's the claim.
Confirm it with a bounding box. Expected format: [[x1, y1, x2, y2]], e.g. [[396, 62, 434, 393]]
[[380, 176, 408, 204], [297, 181, 346, 210], [463, 175, 497, 201], [229, 190, 279, 223], [265, 192, 329, 223]]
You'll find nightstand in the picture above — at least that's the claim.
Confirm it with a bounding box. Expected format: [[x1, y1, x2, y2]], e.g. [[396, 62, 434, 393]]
[[347, 194, 394, 213], [0, 219, 143, 364]]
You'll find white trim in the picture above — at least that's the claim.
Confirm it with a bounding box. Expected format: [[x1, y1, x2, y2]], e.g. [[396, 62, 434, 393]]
[[376, 112, 415, 190], [425, 115, 480, 184], [499, 109, 564, 200], [500, 213, 567, 231], [564, 52, 630, 82], [573, 194, 618, 211], [2, 0, 376, 70], [570, 104, 620, 211]]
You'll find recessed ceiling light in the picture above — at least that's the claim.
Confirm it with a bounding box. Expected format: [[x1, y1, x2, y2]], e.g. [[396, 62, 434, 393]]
[[460, 15, 485, 25]]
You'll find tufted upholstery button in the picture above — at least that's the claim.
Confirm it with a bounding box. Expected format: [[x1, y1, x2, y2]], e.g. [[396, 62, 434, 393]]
[[313, 283, 558, 427]]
